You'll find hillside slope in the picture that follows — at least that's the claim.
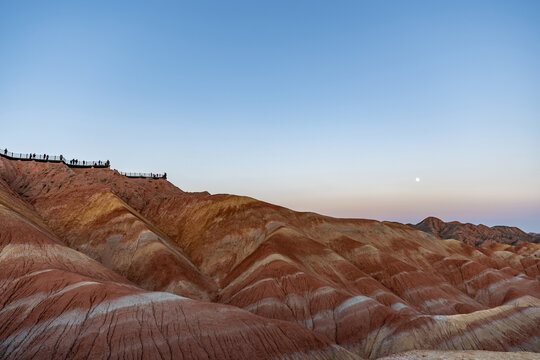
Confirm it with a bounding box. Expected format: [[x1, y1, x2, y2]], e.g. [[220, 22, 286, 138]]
[[0, 165, 358, 360], [0, 156, 539, 359]]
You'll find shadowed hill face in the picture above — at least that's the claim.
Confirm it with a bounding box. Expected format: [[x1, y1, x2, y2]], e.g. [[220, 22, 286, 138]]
[[0, 157, 539, 359], [414, 216, 537, 246]]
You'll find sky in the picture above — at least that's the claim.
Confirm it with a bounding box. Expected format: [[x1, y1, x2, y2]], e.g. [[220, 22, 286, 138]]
[[1, 1, 539, 231]]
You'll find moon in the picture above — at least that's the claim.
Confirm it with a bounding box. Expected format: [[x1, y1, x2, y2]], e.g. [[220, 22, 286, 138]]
[[415, 177, 421, 182]]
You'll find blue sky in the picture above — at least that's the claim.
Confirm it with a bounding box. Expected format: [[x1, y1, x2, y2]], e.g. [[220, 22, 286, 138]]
[[1, 1, 539, 231]]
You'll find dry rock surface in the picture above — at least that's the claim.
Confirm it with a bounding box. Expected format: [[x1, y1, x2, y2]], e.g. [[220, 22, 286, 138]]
[[0, 157, 539, 359], [378, 350, 540, 359]]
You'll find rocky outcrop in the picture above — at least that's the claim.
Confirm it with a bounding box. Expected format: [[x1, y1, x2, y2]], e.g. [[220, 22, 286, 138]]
[[414, 216, 537, 246], [0, 157, 539, 359]]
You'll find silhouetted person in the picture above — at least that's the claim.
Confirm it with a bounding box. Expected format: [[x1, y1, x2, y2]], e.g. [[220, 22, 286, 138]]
[[4, 149, 7, 155], [163, 172, 167, 180]]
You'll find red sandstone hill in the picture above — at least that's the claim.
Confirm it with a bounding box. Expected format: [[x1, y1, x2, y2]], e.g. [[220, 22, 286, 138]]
[[0, 156, 539, 359], [413, 216, 538, 246]]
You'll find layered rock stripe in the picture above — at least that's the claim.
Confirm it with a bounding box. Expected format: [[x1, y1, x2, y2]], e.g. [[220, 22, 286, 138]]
[[0, 157, 539, 359]]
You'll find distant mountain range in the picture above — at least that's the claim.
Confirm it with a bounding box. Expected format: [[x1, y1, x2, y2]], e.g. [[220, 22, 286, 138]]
[[412, 216, 539, 246]]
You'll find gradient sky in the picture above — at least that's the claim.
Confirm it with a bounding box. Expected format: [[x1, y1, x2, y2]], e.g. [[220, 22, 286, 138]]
[[1, 1, 539, 231]]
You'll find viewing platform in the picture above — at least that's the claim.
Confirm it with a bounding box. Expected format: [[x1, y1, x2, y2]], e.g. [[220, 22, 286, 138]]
[[2, 150, 64, 163], [119, 172, 166, 179], [1, 147, 166, 179], [1, 149, 109, 168], [66, 159, 109, 168]]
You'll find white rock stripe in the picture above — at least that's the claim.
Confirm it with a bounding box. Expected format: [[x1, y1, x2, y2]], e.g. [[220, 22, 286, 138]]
[[0, 292, 186, 355], [226, 271, 306, 302], [222, 253, 298, 291], [0, 281, 101, 317]]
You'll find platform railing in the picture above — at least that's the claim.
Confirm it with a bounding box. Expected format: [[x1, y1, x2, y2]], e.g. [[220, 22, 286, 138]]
[[65, 159, 109, 168], [1, 150, 63, 162], [2, 147, 165, 179], [119, 171, 166, 179], [1, 147, 109, 168]]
